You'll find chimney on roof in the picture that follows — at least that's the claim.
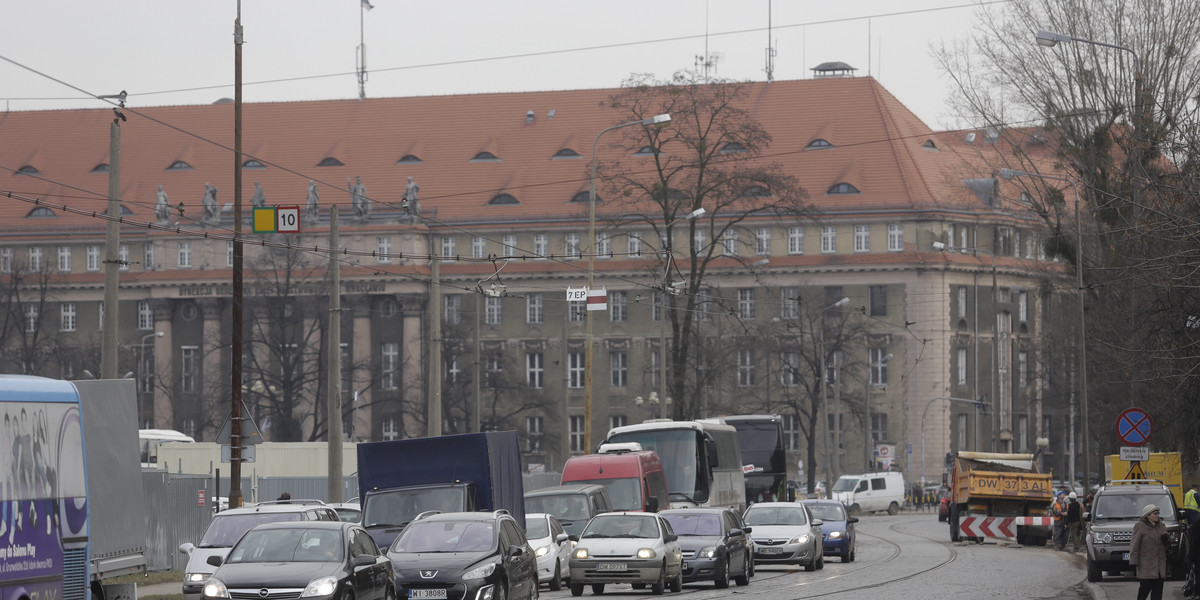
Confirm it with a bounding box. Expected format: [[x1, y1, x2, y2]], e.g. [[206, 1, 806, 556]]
[[526, 110, 535, 125]]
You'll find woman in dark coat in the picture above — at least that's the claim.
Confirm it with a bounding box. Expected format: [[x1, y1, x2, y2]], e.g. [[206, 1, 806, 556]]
[[1130, 504, 1169, 600]]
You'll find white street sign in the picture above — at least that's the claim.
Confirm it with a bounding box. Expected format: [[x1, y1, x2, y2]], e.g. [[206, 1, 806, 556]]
[[566, 287, 588, 302], [277, 207, 300, 233], [1120, 446, 1150, 462]]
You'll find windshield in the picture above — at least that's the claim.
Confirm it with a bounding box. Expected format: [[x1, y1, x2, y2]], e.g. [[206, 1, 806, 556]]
[[581, 515, 659, 539], [525, 494, 592, 521], [743, 506, 808, 526], [568, 478, 641, 511], [804, 504, 846, 522], [228, 527, 343, 563], [1092, 492, 1176, 521], [199, 513, 303, 547], [525, 517, 550, 540], [832, 477, 860, 493], [608, 429, 707, 503], [746, 473, 786, 503], [392, 521, 494, 553], [661, 513, 721, 536], [364, 487, 466, 528]]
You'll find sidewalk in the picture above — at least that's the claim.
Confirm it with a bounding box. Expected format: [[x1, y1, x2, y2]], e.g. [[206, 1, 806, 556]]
[[1085, 579, 1186, 600], [137, 581, 184, 598]]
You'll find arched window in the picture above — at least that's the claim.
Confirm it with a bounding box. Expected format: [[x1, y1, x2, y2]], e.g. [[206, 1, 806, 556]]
[[16, 165, 39, 175], [742, 185, 772, 198], [553, 148, 582, 159], [317, 157, 345, 167], [26, 207, 56, 218], [489, 193, 519, 205], [633, 146, 654, 156], [397, 155, 423, 164], [805, 139, 834, 150], [719, 142, 747, 154], [922, 139, 938, 150], [471, 151, 500, 162], [91, 163, 110, 173], [571, 191, 602, 204], [242, 159, 265, 169], [826, 182, 861, 195], [166, 160, 193, 171]]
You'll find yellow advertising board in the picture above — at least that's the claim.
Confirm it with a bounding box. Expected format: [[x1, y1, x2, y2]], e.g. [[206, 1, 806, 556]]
[[1104, 452, 1183, 507]]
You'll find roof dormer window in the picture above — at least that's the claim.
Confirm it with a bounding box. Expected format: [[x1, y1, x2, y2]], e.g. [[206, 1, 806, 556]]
[[397, 155, 423, 164], [922, 139, 938, 150], [805, 139, 834, 150], [26, 207, 56, 218], [719, 142, 747, 154], [16, 165, 39, 175], [242, 159, 265, 169], [91, 164, 110, 173], [633, 146, 654, 156], [827, 182, 861, 195], [553, 148, 582, 159], [317, 157, 344, 167], [571, 191, 601, 204], [742, 185, 772, 198], [471, 151, 500, 162], [489, 193, 519, 205], [167, 160, 193, 171]]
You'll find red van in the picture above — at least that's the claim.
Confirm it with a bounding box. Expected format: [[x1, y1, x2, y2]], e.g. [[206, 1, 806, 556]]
[[561, 443, 670, 512]]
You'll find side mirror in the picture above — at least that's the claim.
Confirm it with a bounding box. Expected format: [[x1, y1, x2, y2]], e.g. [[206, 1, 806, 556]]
[[664, 533, 678, 543], [206, 555, 223, 567], [178, 542, 196, 555], [646, 497, 660, 513], [847, 517, 859, 524], [812, 518, 823, 527], [742, 526, 752, 534], [568, 534, 580, 543], [508, 544, 525, 557], [354, 554, 376, 567], [555, 533, 570, 543]]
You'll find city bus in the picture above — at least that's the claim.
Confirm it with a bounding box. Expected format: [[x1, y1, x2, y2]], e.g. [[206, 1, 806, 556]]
[[604, 419, 747, 512], [0, 375, 89, 600], [703, 415, 788, 503]]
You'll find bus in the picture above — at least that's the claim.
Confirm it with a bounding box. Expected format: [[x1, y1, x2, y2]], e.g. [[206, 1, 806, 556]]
[[138, 428, 195, 468], [0, 375, 89, 600], [604, 419, 747, 512], [704, 415, 788, 503]]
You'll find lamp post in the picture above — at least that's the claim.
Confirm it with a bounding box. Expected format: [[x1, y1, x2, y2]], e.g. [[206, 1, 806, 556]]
[[1035, 29, 1140, 92], [818, 297, 850, 488], [584, 113, 670, 453], [137, 331, 164, 427], [998, 168, 1088, 491], [933, 241, 998, 451], [921, 396, 987, 485]]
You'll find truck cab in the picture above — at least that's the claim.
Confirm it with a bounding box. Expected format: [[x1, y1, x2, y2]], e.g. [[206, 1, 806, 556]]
[[361, 482, 476, 549]]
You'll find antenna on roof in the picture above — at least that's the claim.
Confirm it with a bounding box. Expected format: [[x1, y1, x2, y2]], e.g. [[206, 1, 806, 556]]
[[356, 0, 372, 100], [764, 0, 776, 82]]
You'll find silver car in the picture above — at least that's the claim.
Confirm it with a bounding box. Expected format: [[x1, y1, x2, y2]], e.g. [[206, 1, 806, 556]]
[[742, 502, 824, 571], [568, 511, 684, 596]]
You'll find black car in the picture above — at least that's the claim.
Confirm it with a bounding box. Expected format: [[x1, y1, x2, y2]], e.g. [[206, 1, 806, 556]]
[[659, 508, 753, 588], [387, 510, 538, 600], [200, 520, 393, 600]]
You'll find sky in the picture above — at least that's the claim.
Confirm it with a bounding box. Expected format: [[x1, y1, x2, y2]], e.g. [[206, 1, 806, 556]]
[[1, 1, 995, 129]]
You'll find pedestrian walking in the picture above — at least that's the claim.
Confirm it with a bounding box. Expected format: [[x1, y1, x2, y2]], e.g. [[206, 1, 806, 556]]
[[1065, 492, 1083, 552], [1184, 483, 1199, 526], [1130, 504, 1168, 600], [912, 483, 923, 512], [1050, 490, 1068, 550]]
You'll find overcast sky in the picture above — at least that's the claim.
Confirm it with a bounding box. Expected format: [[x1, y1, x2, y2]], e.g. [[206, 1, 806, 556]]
[[2, 1, 993, 129]]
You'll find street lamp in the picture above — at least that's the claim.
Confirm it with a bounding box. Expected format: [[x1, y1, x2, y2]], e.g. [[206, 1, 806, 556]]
[[137, 331, 164, 427], [932, 241, 998, 451], [584, 113, 670, 453], [819, 297, 850, 488], [921, 396, 988, 485], [1034, 29, 1140, 77], [998, 168, 1089, 491]]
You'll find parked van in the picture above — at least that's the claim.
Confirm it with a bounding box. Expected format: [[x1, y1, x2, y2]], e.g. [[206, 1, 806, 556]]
[[830, 472, 906, 515], [523, 483, 613, 537], [560, 443, 670, 514]]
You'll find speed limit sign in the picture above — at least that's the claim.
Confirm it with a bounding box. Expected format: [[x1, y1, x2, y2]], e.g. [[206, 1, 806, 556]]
[[277, 206, 300, 233]]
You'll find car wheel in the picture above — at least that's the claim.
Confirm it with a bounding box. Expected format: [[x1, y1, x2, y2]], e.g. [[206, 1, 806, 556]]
[[570, 583, 584, 597], [734, 553, 750, 587], [816, 552, 824, 570], [590, 584, 604, 595], [494, 581, 507, 600], [549, 561, 562, 592], [670, 571, 682, 593], [714, 556, 730, 589], [651, 563, 666, 595], [341, 588, 354, 600], [804, 554, 817, 572], [949, 504, 961, 542], [849, 503, 861, 516], [747, 551, 755, 577], [528, 579, 538, 600], [1086, 557, 1102, 583], [887, 502, 900, 516]]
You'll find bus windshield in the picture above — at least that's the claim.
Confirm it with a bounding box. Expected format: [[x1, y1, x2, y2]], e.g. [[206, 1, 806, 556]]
[[607, 428, 708, 504], [722, 416, 786, 502]]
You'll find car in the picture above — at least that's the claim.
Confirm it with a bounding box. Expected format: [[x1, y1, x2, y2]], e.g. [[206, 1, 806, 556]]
[[524, 484, 614, 538], [742, 501, 824, 571], [387, 510, 539, 600], [1084, 479, 1188, 583], [568, 511, 683, 596], [328, 502, 363, 523], [178, 499, 339, 595], [659, 507, 752, 588], [526, 512, 572, 591], [800, 499, 857, 562], [200, 520, 393, 600]]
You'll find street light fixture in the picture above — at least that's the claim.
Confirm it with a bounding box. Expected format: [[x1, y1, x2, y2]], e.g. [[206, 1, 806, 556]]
[[997, 168, 1089, 491], [920, 396, 988, 485], [585, 113, 671, 453], [1034, 29, 1140, 75]]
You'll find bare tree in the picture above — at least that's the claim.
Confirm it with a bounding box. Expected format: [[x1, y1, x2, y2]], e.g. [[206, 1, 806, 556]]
[[0, 261, 62, 375]]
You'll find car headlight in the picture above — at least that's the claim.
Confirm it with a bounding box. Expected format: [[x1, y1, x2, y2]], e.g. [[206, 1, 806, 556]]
[[535, 545, 551, 557], [302, 576, 339, 598], [636, 548, 657, 559], [186, 573, 208, 583], [202, 579, 229, 599], [791, 534, 810, 545], [697, 546, 716, 559], [573, 548, 589, 559], [1098, 533, 1112, 544], [462, 563, 497, 580], [827, 531, 842, 539]]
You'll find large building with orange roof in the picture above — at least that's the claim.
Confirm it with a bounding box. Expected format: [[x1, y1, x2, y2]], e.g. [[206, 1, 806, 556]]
[[0, 73, 1076, 482]]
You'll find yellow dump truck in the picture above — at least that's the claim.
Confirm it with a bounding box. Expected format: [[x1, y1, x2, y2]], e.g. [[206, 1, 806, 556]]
[[948, 451, 1054, 545]]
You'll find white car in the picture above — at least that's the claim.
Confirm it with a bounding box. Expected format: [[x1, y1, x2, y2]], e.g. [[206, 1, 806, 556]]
[[569, 511, 684, 596], [742, 502, 824, 571], [525, 512, 572, 590]]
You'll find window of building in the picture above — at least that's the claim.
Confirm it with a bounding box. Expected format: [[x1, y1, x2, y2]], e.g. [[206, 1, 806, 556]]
[[61, 303, 76, 332], [756, 228, 771, 255], [870, 413, 888, 446], [381, 342, 399, 390], [568, 300, 585, 323], [29, 247, 43, 272], [650, 349, 661, 388], [499, 234, 516, 256], [377, 236, 392, 263], [444, 294, 461, 325], [738, 349, 755, 387], [597, 232, 611, 259], [1018, 351, 1028, 388], [854, 225, 869, 252], [610, 291, 627, 322], [526, 352, 544, 389], [738, 288, 755, 320], [526, 416, 544, 452], [956, 414, 969, 450], [485, 296, 503, 325], [805, 139, 834, 150], [553, 148, 582, 159], [569, 416, 585, 452], [446, 354, 461, 384], [181, 346, 200, 392], [143, 244, 154, 271], [0, 248, 11, 273], [318, 157, 345, 166], [888, 223, 903, 252], [957, 347, 968, 386], [486, 356, 502, 386], [783, 414, 801, 451], [225, 241, 233, 268], [137, 300, 154, 330], [1017, 415, 1029, 452], [609, 415, 627, 430], [694, 229, 707, 253], [568, 351, 585, 388], [97, 302, 103, 332], [652, 292, 663, 322], [57, 246, 71, 272], [869, 286, 887, 317], [781, 352, 799, 387], [489, 193, 519, 205], [870, 347, 890, 386], [821, 226, 836, 253], [723, 229, 739, 256], [397, 154, 422, 165], [628, 232, 642, 257], [1018, 292, 1028, 322], [167, 160, 193, 170], [84, 245, 100, 271], [526, 293, 543, 323], [382, 418, 399, 441], [22, 304, 38, 333], [827, 182, 861, 194], [610, 350, 627, 387], [178, 242, 191, 267], [440, 236, 455, 259], [958, 287, 968, 318], [780, 287, 799, 319], [564, 233, 580, 259], [471, 151, 499, 162]]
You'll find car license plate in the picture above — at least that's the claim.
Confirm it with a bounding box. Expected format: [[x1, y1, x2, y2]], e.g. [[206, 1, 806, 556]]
[[597, 563, 626, 571], [410, 590, 448, 600], [1122, 553, 1130, 561], [759, 547, 783, 555]]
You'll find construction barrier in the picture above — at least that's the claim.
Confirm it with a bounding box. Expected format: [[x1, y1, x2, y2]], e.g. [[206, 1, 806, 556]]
[[957, 516, 1053, 540]]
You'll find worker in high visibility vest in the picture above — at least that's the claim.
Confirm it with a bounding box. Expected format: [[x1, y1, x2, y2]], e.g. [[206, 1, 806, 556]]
[[1050, 490, 1069, 551], [1185, 483, 1199, 526]]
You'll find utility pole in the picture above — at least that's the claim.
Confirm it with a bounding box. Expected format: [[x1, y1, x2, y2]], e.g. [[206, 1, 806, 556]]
[[429, 252, 442, 437], [327, 207, 343, 502], [229, 0, 245, 509], [100, 104, 122, 379]]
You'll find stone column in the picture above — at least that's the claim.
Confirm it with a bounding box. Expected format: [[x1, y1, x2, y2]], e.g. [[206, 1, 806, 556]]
[[150, 299, 175, 429], [400, 294, 425, 439], [350, 297, 373, 441], [199, 299, 225, 431]]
